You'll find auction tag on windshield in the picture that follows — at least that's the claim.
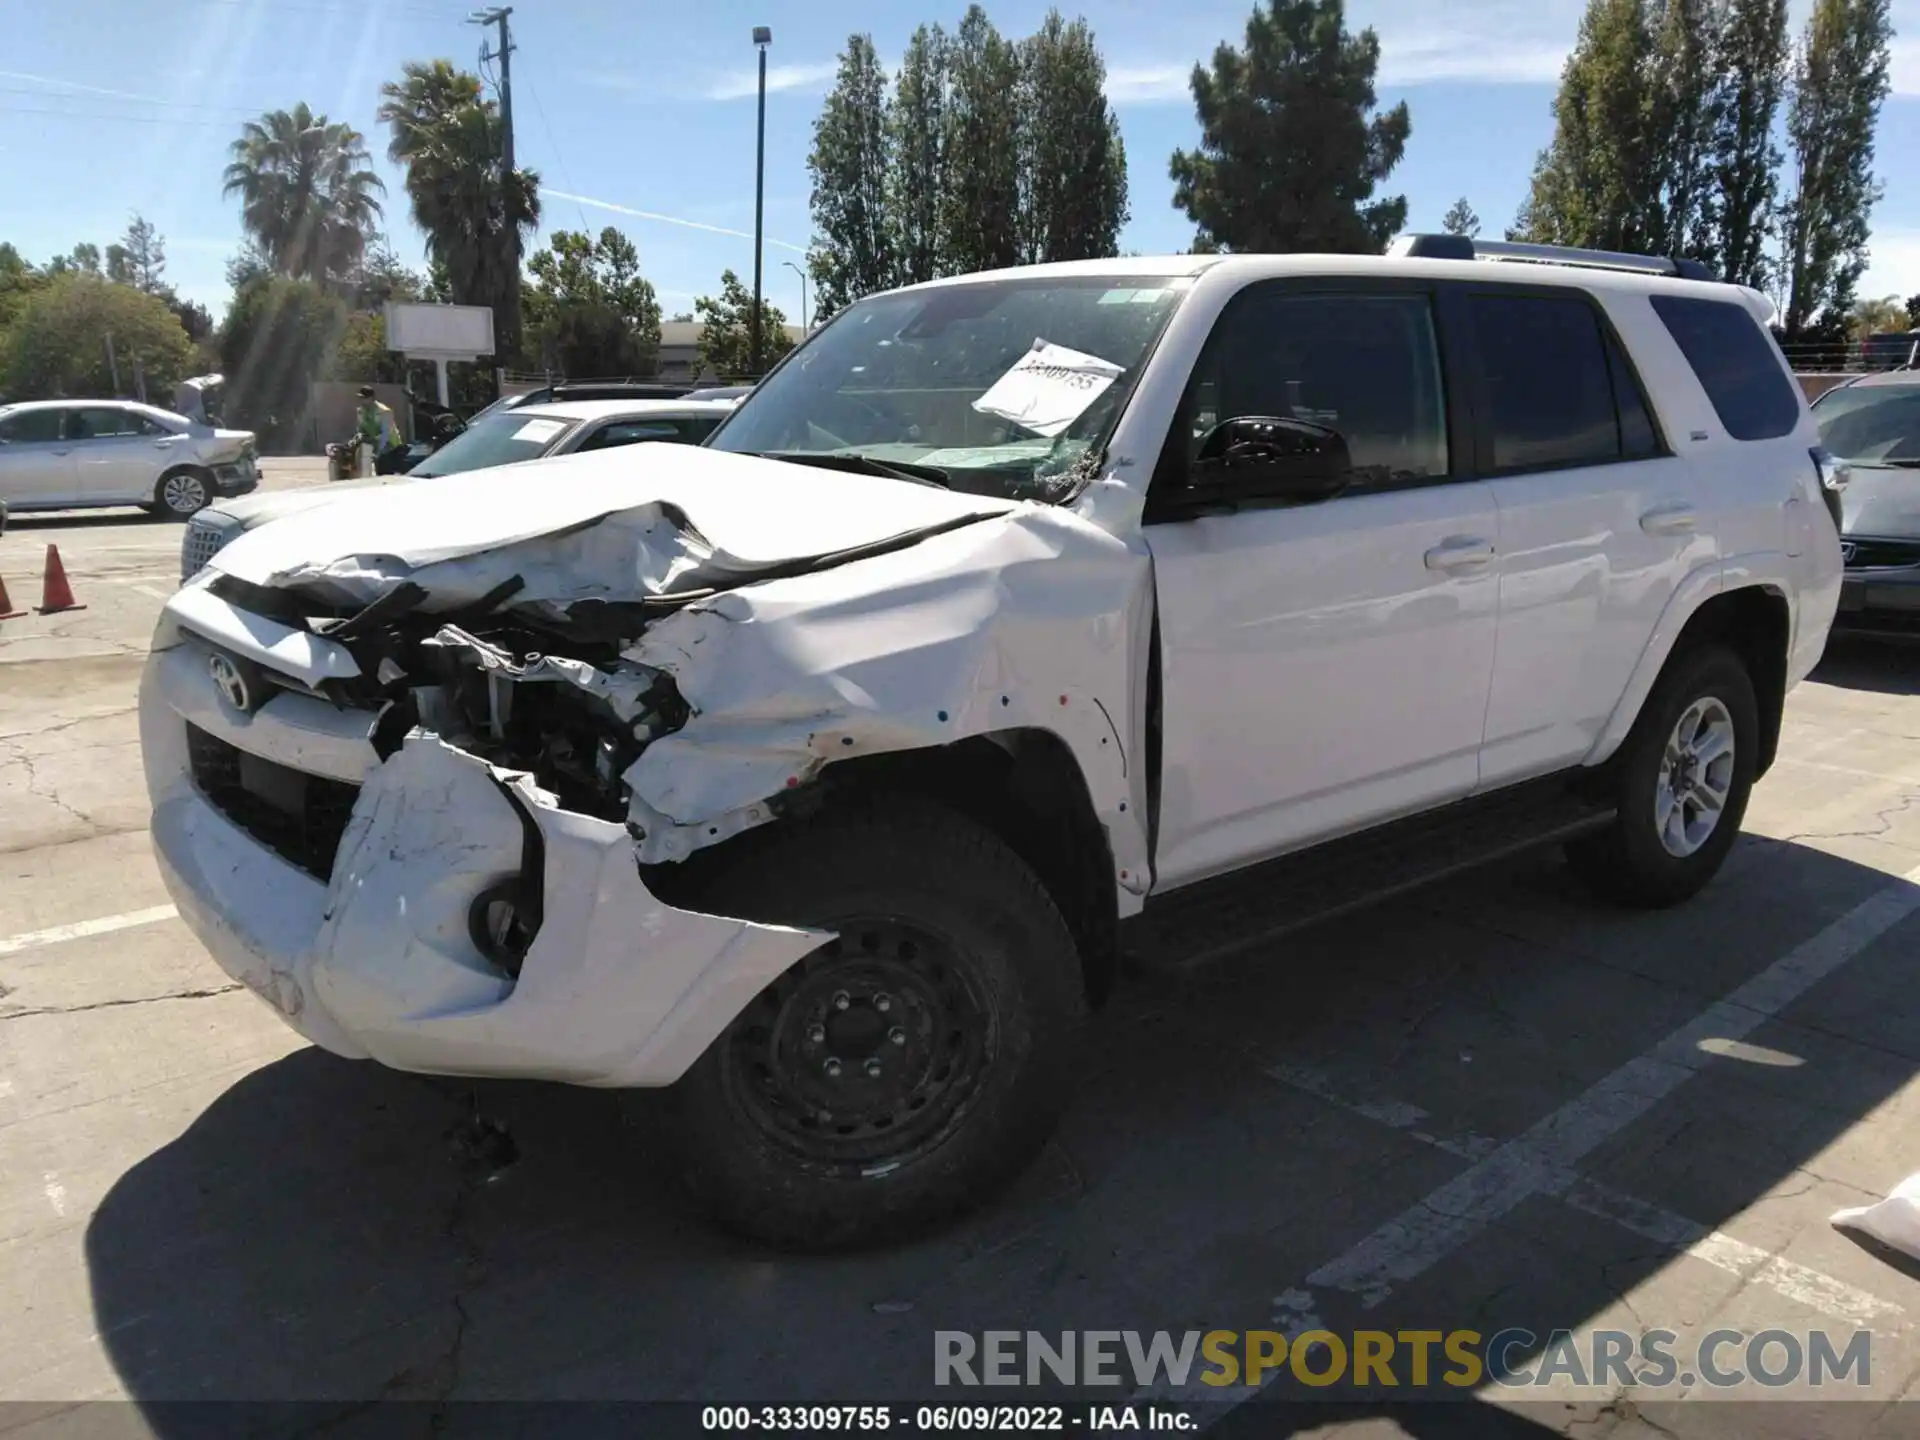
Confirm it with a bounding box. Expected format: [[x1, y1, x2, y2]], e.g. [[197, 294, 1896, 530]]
[[512, 419, 566, 443], [971, 339, 1125, 438]]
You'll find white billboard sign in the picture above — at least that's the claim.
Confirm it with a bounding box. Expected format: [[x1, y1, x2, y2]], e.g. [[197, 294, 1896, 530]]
[[384, 302, 495, 358]]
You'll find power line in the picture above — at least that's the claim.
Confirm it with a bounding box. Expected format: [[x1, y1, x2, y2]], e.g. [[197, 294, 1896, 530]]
[[524, 77, 589, 233]]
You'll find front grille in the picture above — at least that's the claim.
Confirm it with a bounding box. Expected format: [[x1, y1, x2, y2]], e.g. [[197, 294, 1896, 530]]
[[1842, 537, 1920, 570], [181, 518, 233, 581], [186, 723, 360, 881]]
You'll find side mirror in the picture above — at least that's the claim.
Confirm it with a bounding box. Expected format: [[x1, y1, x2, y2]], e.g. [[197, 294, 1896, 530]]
[[1192, 416, 1353, 501]]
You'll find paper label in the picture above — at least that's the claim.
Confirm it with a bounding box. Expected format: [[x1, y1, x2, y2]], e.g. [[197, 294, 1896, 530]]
[[970, 340, 1125, 438], [512, 419, 566, 443]]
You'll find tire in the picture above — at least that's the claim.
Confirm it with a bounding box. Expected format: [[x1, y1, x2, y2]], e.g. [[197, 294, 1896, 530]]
[[1566, 643, 1759, 908], [664, 797, 1086, 1251], [154, 467, 212, 519]]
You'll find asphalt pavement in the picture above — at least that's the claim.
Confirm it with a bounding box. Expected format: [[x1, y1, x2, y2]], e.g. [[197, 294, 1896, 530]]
[[3, 466, 1919, 1437]]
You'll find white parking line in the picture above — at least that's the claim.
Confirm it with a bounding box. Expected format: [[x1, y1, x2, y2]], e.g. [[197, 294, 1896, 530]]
[[1293, 867, 1920, 1309], [0, 905, 178, 957]]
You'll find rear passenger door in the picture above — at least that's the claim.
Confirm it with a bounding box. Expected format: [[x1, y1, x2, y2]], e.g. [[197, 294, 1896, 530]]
[[1462, 287, 1703, 786]]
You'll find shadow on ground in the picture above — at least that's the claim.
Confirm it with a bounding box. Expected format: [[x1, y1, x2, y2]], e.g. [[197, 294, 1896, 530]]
[[1813, 633, 1920, 696], [84, 835, 1920, 1437]]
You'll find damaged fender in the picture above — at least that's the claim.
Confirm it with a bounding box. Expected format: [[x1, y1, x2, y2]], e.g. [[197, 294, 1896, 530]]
[[619, 506, 1157, 904], [311, 735, 832, 1086]]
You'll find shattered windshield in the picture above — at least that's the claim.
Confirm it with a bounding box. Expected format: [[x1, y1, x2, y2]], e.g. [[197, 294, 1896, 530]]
[[708, 273, 1193, 499], [1815, 384, 1920, 466], [411, 409, 578, 478]]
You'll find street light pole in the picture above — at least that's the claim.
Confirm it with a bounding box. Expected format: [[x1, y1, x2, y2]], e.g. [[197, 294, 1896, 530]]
[[782, 258, 808, 332], [472, 6, 518, 374], [751, 25, 771, 377]]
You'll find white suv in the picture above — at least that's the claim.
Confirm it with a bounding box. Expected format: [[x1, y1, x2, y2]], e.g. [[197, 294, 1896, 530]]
[[139, 238, 1842, 1248]]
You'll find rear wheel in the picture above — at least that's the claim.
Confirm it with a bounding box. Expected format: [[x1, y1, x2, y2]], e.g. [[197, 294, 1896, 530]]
[[154, 467, 211, 519], [1566, 644, 1758, 908], [665, 798, 1086, 1250]]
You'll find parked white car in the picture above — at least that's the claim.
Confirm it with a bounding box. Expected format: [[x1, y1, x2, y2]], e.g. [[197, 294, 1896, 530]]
[[140, 239, 1842, 1249], [0, 399, 258, 518], [179, 397, 736, 581]]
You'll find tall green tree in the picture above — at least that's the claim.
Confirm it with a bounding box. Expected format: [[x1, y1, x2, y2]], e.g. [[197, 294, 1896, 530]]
[[0, 243, 42, 334], [1645, 0, 1715, 258], [693, 269, 793, 379], [1513, 0, 1659, 250], [941, 6, 1024, 275], [887, 24, 954, 285], [1780, 0, 1893, 335], [1169, 0, 1411, 254], [524, 226, 663, 375], [1016, 10, 1129, 265], [218, 276, 349, 448], [1441, 197, 1481, 237], [222, 104, 384, 283], [3, 272, 193, 401], [105, 214, 168, 294], [807, 34, 895, 321], [1706, 0, 1789, 288], [378, 60, 540, 364]]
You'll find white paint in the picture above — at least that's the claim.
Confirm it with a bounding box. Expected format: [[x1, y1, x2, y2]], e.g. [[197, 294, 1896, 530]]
[[1297, 869, 1920, 1305], [43, 1172, 67, 1218], [0, 904, 177, 957], [1564, 1178, 1905, 1329], [130, 584, 171, 601]]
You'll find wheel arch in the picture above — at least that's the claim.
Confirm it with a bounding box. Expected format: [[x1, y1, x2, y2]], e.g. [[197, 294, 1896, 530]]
[[1589, 575, 1791, 778], [154, 463, 214, 511], [655, 729, 1123, 1009]]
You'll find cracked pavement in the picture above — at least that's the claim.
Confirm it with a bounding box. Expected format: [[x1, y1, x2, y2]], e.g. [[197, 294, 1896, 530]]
[[3, 475, 1920, 1435]]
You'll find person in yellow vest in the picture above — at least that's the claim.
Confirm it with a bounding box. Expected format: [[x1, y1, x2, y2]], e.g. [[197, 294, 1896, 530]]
[[353, 385, 401, 477]]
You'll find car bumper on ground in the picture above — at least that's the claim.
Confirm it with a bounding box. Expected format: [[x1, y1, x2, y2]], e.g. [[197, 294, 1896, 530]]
[[139, 586, 828, 1087], [1833, 563, 1920, 636], [210, 459, 259, 496]]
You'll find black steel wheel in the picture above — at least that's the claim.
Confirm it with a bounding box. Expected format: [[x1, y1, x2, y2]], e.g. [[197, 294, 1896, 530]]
[[666, 798, 1085, 1250]]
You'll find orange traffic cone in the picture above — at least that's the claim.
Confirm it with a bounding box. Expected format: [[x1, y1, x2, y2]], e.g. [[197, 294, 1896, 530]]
[[0, 571, 24, 621], [36, 545, 85, 615]]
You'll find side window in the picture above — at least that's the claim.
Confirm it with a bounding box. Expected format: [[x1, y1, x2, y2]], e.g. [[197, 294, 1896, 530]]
[[1649, 294, 1801, 441], [1182, 290, 1449, 488], [0, 410, 65, 443], [1471, 294, 1621, 471], [69, 408, 144, 440], [136, 415, 175, 437], [576, 421, 683, 452], [678, 417, 721, 443], [1606, 332, 1662, 459]]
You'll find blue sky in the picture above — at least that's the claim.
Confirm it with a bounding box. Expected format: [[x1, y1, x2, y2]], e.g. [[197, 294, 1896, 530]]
[[2, 0, 1916, 328]]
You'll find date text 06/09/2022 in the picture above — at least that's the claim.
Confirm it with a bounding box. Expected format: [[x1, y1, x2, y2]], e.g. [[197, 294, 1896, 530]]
[[700, 1405, 1194, 1432]]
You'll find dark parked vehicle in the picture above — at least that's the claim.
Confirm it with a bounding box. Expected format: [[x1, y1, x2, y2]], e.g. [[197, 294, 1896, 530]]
[[1814, 370, 1920, 635]]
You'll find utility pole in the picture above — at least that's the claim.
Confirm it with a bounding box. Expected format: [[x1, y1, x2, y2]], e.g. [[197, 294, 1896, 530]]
[[472, 6, 519, 371], [751, 25, 771, 376]]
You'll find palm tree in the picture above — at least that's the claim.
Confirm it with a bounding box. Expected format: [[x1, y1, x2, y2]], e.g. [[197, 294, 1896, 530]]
[[377, 61, 539, 360], [222, 104, 384, 285]]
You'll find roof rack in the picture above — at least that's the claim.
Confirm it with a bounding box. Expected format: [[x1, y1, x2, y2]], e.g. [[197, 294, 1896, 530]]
[[1387, 233, 1718, 282]]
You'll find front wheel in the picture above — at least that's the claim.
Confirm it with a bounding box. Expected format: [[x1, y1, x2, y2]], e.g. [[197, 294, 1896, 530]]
[[154, 468, 211, 518], [1566, 644, 1759, 908], [665, 799, 1086, 1250]]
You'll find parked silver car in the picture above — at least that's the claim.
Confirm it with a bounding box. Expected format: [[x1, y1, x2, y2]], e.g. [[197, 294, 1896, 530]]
[[1813, 370, 1920, 635], [0, 399, 258, 519]]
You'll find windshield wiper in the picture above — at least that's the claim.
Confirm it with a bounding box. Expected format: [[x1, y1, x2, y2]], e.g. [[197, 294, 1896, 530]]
[[752, 450, 951, 489], [1846, 458, 1920, 469]]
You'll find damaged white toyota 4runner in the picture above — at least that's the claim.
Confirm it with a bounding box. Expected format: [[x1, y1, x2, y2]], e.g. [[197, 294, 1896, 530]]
[[143, 240, 1842, 1247]]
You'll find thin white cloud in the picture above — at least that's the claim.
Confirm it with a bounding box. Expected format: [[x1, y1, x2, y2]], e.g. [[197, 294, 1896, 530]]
[[1861, 228, 1920, 304], [1105, 65, 1191, 106], [1377, 37, 1569, 86], [0, 68, 176, 106], [539, 188, 808, 253], [704, 62, 838, 102], [1893, 38, 1920, 97]]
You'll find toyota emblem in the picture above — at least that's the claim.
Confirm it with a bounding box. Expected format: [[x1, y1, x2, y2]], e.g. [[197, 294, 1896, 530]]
[[1840, 541, 1858, 565], [208, 653, 253, 712]]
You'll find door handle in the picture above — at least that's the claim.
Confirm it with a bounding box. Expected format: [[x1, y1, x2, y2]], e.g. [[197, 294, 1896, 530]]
[[1423, 536, 1495, 573], [1640, 502, 1697, 536]]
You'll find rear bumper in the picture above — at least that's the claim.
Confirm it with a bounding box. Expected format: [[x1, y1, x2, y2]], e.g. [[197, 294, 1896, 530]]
[[140, 590, 830, 1087]]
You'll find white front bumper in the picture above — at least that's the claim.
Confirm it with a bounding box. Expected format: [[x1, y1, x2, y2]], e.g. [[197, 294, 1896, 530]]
[[141, 594, 829, 1087]]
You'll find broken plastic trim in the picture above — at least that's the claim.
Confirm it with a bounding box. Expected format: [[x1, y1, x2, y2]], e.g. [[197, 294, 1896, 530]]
[[467, 772, 547, 978]]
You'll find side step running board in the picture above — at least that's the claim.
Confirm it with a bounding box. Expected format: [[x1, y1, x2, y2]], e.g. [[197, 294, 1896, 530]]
[[1121, 777, 1615, 971]]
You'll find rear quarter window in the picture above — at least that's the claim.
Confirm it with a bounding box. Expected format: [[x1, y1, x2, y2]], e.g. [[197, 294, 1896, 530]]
[[1649, 294, 1801, 442]]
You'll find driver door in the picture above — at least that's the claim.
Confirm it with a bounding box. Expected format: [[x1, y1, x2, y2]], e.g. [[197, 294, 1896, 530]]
[[1143, 280, 1502, 891]]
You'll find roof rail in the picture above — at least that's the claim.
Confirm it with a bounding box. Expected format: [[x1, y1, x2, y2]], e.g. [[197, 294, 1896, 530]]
[[1387, 233, 1719, 282]]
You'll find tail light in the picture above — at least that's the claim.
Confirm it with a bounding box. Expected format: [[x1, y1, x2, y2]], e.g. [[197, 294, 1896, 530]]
[[1811, 446, 1848, 532]]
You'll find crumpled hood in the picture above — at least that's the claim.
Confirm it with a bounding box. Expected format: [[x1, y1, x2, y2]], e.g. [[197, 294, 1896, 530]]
[[214, 474, 403, 528], [1841, 465, 1920, 539], [206, 442, 1019, 606]]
